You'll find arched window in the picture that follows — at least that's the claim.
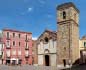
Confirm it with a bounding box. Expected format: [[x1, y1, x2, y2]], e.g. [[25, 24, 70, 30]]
[[63, 11, 66, 19], [45, 37, 49, 43], [84, 42, 86, 47]]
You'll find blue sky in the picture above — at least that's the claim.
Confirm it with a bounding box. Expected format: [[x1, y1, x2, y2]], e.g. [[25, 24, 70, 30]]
[[0, 0, 85, 39]]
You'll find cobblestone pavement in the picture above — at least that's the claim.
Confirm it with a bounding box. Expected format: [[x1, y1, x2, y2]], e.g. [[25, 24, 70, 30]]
[[0, 65, 58, 70], [0, 64, 86, 70]]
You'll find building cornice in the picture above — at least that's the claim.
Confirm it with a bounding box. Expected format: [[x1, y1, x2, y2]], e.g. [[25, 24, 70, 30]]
[[57, 2, 79, 13]]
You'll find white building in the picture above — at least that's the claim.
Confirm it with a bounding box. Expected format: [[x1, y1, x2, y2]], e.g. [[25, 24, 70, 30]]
[[79, 36, 86, 64], [37, 30, 57, 66]]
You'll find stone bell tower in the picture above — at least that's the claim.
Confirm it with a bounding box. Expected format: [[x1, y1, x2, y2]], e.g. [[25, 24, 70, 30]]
[[57, 2, 80, 67]]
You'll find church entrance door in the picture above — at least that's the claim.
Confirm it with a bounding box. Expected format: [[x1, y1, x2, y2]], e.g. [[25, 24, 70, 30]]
[[45, 55, 50, 66]]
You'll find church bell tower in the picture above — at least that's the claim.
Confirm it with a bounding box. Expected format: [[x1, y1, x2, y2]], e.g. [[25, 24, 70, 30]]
[[57, 2, 80, 67]]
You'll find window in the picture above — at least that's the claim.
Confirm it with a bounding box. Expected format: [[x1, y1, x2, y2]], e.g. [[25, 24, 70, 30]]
[[25, 51, 29, 55], [26, 43, 27, 47], [26, 35, 27, 40], [84, 42, 86, 47], [13, 41, 15, 46], [12, 50, 16, 55], [18, 50, 21, 55], [7, 32, 9, 38], [13, 33, 15, 38], [19, 34, 21, 38], [25, 42, 28, 49], [26, 43, 28, 47], [45, 37, 49, 43], [6, 50, 10, 57], [63, 11, 66, 19], [6, 40, 10, 46], [19, 42, 20, 46]]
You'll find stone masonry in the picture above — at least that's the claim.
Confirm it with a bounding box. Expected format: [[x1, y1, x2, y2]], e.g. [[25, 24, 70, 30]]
[[57, 2, 80, 67]]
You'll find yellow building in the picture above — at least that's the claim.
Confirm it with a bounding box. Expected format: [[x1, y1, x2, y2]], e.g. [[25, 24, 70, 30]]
[[79, 36, 86, 64]]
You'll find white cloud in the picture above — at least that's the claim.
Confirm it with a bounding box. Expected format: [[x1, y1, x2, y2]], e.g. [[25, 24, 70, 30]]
[[32, 37, 38, 40], [21, 7, 33, 15], [28, 7, 33, 12]]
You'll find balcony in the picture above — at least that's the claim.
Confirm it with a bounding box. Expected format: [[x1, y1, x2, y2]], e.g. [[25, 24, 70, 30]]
[[25, 46, 29, 50]]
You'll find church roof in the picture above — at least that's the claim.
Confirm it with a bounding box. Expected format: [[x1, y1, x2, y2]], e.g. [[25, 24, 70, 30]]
[[37, 29, 57, 41], [45, 29, 57, 34]]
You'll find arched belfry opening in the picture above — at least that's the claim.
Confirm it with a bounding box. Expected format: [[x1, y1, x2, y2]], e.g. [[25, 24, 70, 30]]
[[63, 11, 66, 19], [45, 55, 50, 66]]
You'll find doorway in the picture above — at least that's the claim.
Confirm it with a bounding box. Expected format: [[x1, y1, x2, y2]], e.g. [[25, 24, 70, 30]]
[[85, 59, 86, 64], [6, 60, 10, 65], [45, 55, 49, 66], [18, 59, 22, 65], [12, 60, 16, 65], [63, 59, 66, 67]]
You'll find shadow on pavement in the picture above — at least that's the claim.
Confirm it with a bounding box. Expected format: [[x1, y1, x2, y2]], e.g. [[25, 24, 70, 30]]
[[61, 64, 86, 70]]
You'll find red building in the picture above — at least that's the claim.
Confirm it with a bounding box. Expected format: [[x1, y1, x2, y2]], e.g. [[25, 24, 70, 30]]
[[3, 29, 33, 65]]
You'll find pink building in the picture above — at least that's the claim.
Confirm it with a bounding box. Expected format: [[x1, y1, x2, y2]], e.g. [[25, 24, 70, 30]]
[[3, 29, 33, 65]]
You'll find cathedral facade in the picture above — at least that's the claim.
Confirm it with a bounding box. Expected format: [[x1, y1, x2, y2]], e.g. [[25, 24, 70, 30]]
[[37, 30, 57, 66]]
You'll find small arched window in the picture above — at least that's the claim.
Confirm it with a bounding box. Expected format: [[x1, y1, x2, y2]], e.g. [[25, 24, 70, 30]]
[[63, 11, 66, 19], [45, 37, 49, 43]]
